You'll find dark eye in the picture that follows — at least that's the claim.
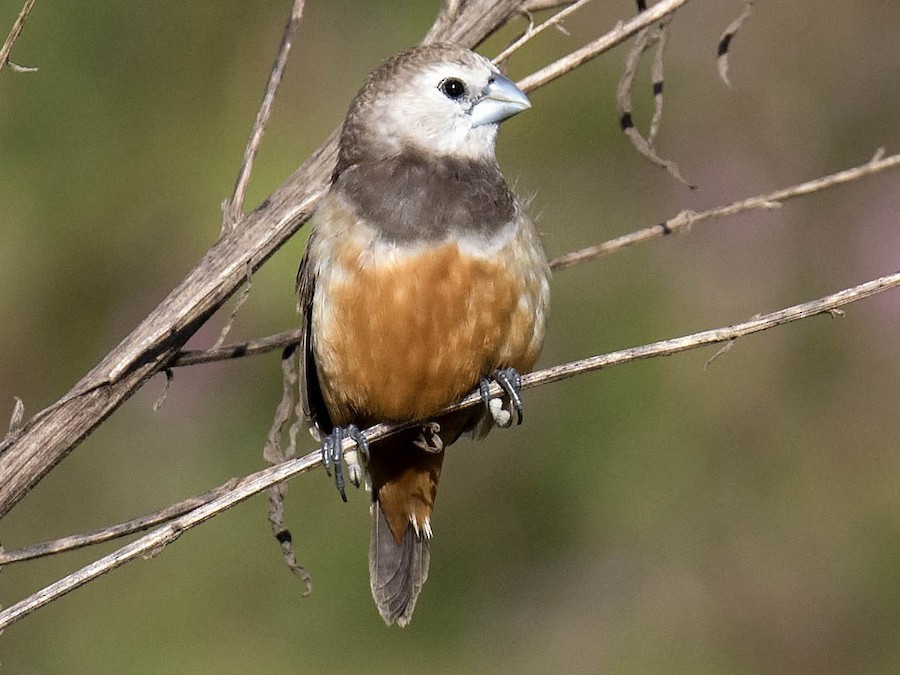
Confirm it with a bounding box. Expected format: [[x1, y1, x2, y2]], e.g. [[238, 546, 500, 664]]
[[439, 77, 466, 100]]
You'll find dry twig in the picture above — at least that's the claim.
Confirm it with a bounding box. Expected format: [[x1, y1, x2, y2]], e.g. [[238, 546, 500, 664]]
[[523, 0, 578, 12], [0, 479, 241, 565], [173, 329, 304, 367], [550, 150, 900, 271], [494, 0, 596, 64], [222, 0, 308, 229], [517, 0, 692, 93], [0, 0, 37, 72], [0, 0, 37, 74]]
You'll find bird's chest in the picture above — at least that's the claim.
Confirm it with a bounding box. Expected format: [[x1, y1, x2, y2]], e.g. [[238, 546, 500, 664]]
[[312, 232, 544, 425]]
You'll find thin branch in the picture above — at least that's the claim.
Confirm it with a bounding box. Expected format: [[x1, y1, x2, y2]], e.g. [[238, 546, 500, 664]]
[[1, 271, 897, 630], [550, 150, 900, 271], [493, 0, 596, 64], [222, 0, 307, 229], [0, 0, 37, 74], [161, 150, 900, 368], [422, 0, 523, 45], [522, 0, 576, 11], [0, 479, 241, 565], [0, 452, 316, 632], [211, 264, 252, 348], [173, 329, 303, 367], [517, 0, 692, 94]]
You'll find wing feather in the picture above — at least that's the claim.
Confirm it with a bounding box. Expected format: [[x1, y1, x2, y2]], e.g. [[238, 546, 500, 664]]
[[296, 234, 331, 438]]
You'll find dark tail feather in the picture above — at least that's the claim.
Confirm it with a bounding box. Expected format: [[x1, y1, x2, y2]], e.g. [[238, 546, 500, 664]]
[[369, 501, 430, 627]]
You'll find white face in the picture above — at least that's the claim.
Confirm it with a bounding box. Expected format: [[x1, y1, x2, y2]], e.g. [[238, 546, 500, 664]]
[[393, 59, 499, 160], [366, 52, 529, 162]]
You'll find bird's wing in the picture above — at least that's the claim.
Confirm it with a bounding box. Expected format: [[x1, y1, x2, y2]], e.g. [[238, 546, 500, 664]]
[[295, 233, 331, 439]]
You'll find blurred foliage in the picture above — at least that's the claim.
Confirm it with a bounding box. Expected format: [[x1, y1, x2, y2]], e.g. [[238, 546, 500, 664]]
[[1, 1, 899, 673]]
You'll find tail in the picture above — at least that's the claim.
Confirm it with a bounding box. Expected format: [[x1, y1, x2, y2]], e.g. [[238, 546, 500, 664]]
[[366, 426, 446, 626], [369, 502, 431, 626]]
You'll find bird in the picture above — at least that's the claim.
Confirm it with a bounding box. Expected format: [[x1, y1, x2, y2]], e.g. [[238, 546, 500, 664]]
[[296, 43, 550, 627]]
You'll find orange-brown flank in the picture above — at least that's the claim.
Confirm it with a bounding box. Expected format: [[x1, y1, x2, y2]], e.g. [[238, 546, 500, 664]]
[[316, 240, 541, 427]]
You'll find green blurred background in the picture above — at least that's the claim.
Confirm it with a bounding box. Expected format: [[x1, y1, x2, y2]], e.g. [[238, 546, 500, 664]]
[[1, 1, 899, 673]]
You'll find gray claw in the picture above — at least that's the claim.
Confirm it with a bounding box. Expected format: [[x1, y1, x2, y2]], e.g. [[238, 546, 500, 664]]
[[479, 367, 525, 428], [495, 368, 523, 425], [323, 425, 371, 501], [330, 427, 347, 502]]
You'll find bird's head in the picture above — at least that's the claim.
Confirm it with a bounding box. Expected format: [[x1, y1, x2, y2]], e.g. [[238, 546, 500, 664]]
[[337, 44, 531, 171]]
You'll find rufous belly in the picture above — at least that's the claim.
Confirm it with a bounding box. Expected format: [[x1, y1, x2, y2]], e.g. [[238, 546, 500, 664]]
[[314, 239, 543, 427]]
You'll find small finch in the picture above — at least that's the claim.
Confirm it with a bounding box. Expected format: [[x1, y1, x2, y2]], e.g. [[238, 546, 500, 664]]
[[296, 43, 549, 626]]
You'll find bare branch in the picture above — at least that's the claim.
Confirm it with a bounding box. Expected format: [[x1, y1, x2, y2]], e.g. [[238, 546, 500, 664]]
[[517, 0, 692, 94], [423, 0, 524, 45], [211, 264, 252, 349], [550, 150, 900, 271], [1, 271, 897, 630], [493, 0, 596, 64], [0, 0, 37, 74], [173, 329, 304, 367], [522, 0, 576, 11], [223, 0, 308, 229], [0, 478, 240, 565]]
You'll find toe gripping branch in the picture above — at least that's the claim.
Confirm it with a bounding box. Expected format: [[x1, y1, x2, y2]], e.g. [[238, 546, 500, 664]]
[[480, 367, 524, 428], [322, 425, 369, 502]]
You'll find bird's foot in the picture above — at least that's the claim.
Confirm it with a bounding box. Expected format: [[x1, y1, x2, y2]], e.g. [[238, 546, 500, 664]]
[[479, 367, 524, 428], [322, 424, 369, 502]]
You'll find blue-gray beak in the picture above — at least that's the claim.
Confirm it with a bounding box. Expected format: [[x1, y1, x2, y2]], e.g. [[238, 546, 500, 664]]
[[470, 73, 531, 127]]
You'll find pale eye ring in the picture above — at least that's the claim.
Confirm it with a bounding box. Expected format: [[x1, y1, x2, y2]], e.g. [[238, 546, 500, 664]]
[[438, 77, 467, 100]]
